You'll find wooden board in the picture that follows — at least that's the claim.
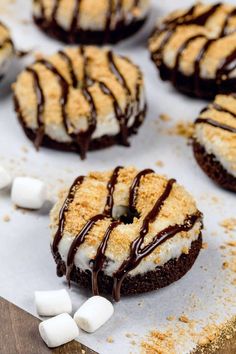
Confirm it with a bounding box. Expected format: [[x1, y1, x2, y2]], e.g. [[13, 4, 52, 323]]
[[0, 297, 96, 354]]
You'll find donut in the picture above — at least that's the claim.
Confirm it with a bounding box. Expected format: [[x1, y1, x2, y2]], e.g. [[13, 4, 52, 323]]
[[0, 21, 14, 81], [149, 3, 236, 99], [50, 167, 203, 301], [13, 46, 146, 159], [193, 94, 236, 192], [32, 0, 150, 45]]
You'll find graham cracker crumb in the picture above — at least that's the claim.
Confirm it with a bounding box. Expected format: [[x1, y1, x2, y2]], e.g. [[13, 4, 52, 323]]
[[106, 336, 114, 343], [159, 113, 171, 122], [202, 242, 208, 249], [220, 218, 236, 232], [167, 316, 175, 321], [2, 214, 10, 222], [155, 160, 164, 168], [179, 315, 190, 323], [168, 121, 194, 138]]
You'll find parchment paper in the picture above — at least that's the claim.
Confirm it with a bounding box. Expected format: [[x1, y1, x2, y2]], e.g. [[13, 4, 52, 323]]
[[0, 1, 235, 353]]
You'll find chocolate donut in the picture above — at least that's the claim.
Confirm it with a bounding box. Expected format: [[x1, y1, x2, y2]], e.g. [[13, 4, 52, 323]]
[[13, 47, 146, 159], [193, 94, 236, 192], [50, 167, 203, 301], [149, 3, 236, 99], [33, 0, 150, 44]]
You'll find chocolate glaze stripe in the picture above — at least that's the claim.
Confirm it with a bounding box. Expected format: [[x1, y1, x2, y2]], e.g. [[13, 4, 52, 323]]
[[112, 178, 176, 301], [91, 220, 121, 295], [37, 58, 70, 141], [107, 51, 131, 96], [0, 38, 13, 50], [26, 68, 45, 150], [186, 3, 222, 26], [172, 34, 206, 85], [213, 103, 236, 118], [196, 117, 236, 133], [216, 47, 236, 82], [65, 166, 123, 290], [104, 166, 123, 216], [34, 0, 45, 18], [113, 212, 202, 301], [99, 82, 129, 146], [70, 0, 82, 36], [105, 0, 114, 41], [38, 55, 97, 159], [194, 38, 215, 96], [220, 8, 236, 37], [52, 176, 85, 255], [107, 51, 132, 120], [129, 169, 154, 212], [66, 214, 107, 284], [58, 50, 78, 88], [78, 87, 97, 159]]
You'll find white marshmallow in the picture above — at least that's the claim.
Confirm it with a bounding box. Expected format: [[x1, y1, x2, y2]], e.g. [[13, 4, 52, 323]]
[[39, 313, 79, 348], [35, 289, 72, 317], [11, 177, 47, 209], [73, 296, 114, 333], [0, 165, 11, 189]]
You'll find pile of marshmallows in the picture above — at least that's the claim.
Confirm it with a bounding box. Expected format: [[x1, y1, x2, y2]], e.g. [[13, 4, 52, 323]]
[[36, 290, 114, 348], [0, 165, 47, 209]]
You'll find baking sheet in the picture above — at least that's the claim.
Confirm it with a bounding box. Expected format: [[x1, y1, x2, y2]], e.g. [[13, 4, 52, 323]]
[[0, 1, 236, 353]]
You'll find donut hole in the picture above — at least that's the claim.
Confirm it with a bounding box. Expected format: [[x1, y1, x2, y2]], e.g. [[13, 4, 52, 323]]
[[112, 205, 139, 225]]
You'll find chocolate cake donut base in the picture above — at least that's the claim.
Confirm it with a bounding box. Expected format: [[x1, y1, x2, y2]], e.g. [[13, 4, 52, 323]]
[[54, 234, 202, 297], [152, 61, 236, 100], [193, 140, 236, 192], [14, 95, 146, 155], [34, 16, 147, 45]]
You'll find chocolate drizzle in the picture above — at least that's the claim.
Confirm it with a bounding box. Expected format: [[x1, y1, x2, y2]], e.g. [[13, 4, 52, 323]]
[[129, 168, 154, 212], [26, 68, 45, 149], [150, 3, 236, 97], [112, 178, 176, 301], [104, 166, 123, 216], [58, 50, 77, 88], [91, 220, 121, 295], [196, 94, 236, 133], [195, 117, 236, 133], [52, 175, 85, 255], [66, 166, 123, 284]]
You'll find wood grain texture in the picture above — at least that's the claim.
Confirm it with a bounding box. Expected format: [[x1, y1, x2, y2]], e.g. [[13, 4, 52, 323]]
[[0, 297, 96, 354]]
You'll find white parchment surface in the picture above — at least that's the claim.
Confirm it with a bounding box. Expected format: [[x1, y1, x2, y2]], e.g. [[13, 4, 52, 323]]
[[0, 1, 235, 353]]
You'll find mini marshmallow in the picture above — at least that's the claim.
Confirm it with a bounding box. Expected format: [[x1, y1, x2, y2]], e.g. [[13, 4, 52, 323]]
[[11, 176, 47, 209], [39, 313, 79, 348], [0, 165, 11, 189], [35, 289, 72, 317], [73, 296, 114, 333]]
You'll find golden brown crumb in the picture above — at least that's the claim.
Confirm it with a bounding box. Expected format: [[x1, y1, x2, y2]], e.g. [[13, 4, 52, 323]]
[[202, 242, 208, 249], [179, 315, 190, 323], [167, 316, 175, 321], [220, 218, 236, 232], [222, 262, 229, 269], [168, 121, 194, 138], [2, 214, 10, 222], [159, 113, 171, 122], [155, 160, 164, 168], [106, 336, 114, 343]]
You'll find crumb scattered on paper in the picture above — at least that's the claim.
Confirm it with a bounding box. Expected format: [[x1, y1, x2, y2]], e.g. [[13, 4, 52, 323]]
[[159, 113, 171, 122]]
